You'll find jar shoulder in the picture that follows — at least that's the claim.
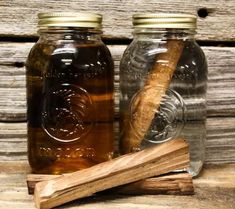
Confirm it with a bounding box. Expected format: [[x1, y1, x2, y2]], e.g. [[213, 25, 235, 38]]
[[120, 39, 207, 73], [177, 41, 208, 76], [26, 40, 113, 76]]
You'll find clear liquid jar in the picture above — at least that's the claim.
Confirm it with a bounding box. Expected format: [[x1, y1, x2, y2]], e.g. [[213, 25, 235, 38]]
[[26, 13, 114, 174], [119, 13, 207, 176]]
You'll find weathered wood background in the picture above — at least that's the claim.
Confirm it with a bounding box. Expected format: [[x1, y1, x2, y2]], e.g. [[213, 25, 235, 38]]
[[0, 0, 235, 209], [0, 0, 235, 40]]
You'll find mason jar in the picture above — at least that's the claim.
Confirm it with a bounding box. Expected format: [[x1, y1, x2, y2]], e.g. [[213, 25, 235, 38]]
[[26, 13, 114, 174], [119, 13, 207, 176]]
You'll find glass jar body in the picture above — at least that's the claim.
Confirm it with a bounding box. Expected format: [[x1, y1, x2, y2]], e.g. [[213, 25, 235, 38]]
[[26, 28, 114, 174], [119, 29, 207, 176]]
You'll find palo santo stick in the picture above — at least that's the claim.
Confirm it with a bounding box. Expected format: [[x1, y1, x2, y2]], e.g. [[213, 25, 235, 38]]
[[116, 172, 194, 195], [27, 172, 194, 195], [120, 40, 184, 153], [27, 174, 61, 195], [34, 138, 189, 209]]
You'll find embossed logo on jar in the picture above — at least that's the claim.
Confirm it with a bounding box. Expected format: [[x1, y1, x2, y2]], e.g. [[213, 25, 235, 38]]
[[42, 83, 93, 142], [38, 146, 96, 159], [130, 87, 186, 144]]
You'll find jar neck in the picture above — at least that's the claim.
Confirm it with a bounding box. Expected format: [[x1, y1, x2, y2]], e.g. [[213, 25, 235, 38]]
[[38, 27, 102, 42], [133, 28, 196, 40]]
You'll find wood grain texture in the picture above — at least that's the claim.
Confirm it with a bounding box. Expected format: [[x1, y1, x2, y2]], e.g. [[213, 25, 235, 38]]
[[0, 163, 234, 209], [0, 117, 234, 163], [27, 172, 194, 195], [206, 47, 235, 116], [206, 117, 235, 164], [0, 43, 235, 121], [0, 0, 235, 40], [113, 172, 194, 195], [34, 139, 188, 209]]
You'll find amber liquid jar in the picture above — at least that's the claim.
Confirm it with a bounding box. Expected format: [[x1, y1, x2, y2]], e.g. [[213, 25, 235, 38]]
[[26, 13, 114, 174]]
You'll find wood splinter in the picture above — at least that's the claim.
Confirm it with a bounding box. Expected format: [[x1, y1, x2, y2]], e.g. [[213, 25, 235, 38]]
[[34, 138, 189, 209]]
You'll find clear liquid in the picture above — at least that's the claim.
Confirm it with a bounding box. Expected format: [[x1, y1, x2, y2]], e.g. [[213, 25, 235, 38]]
[[119, 39, 207, 176]]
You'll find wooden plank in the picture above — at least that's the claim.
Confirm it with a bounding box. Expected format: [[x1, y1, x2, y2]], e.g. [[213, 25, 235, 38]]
[[206, 47, 235, 116], [0, 161, 30, 173], [26, 172, 194, 195], [0, 43, 235, 121], [0, 0, 235, 41], [0, 117, 234, 163], [206, 117, 235, 164], [0, 163, 234, 209]]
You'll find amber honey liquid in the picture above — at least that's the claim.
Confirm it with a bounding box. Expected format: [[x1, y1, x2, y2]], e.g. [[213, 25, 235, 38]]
[[26, 40, 114, 174]]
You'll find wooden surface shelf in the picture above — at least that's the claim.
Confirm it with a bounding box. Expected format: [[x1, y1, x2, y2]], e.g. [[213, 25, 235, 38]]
[[0, 162, 234, 209]]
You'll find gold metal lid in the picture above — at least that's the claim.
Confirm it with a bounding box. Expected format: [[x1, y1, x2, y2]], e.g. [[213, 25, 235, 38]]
[[133, 13, 197, 29], [38, 12, 102, 28]]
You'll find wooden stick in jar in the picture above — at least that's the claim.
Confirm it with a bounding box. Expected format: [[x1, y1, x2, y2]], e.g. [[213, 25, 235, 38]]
[[27, 172, 194, 195], [120, 40, 184, 153], [34, 138, 189, 209]]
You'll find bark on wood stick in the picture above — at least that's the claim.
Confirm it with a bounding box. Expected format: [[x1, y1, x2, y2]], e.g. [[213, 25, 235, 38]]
[[121, 40, 184, 153], [34, 138, 189, 209], [27, 172, 194, 195]]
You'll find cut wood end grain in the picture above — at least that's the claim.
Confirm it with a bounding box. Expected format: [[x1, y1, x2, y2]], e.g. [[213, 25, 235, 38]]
[[34, 138, 190, 209]]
